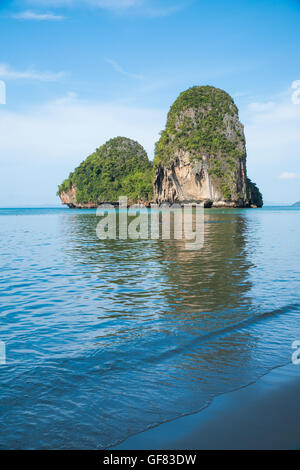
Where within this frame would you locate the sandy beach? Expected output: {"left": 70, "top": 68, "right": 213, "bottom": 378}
{"left": 112, "top": 363, "right": 300, "bottom": 450}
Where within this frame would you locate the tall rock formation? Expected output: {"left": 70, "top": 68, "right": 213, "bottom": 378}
{"left": 153, "top": 86, "right": 263, "bottom": 207}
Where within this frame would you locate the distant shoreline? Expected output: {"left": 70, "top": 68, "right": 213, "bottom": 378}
{"left": 0, "top": 204, "right": 298, "bottom": 210}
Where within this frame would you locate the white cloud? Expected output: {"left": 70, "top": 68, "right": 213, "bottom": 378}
{"left": 240, "top": 86, "right": 300, "bottom": 202}
{"left": 26, "top": 0, "right": 183, "bottom": 16}
{"left": 105, "top": 58, "right": 144, "bottom": 80}
{"left": 27, "top": 0, "right": 142, "bottom": 10}
{"left": 0, "top": 94, "right": 165, "bottom": 204}
{"left": 140, "top": 4, "right": 184, "bottom": 17}
{"left": 13, "top": 10, "right": 65, "bottom": 20}
{"left": 0, "top": 64, "right": 65, "bottom": 81}
{"left": 245, "top": 95, "right": 300, "bottom": 152}
{"left": 248, "top": 101, "right": 275, "bottom": 112}
{"left": 279, "top": 172, "right": 300, "bottom": 180}
{"left": 0, "top": 92, "right": 164, "bottom": 159}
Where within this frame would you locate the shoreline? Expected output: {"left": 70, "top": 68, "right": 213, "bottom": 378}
{"left": 112, "top": 363, "right": 300, "bottom": 450}
{"left": 60, "top": 201, "right": 262, "bottom": 209}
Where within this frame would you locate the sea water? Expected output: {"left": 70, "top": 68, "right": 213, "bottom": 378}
{"left": 0, "top": 206, "right": 299, "bottom": 449}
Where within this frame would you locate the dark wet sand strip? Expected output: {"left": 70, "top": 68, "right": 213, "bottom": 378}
{"left": 113, "top": 363, "right": 300, "bottom": 450}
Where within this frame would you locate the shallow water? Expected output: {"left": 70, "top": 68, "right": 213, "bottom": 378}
{"left": 0, "top": 206, "right": 300, "bottom": 449}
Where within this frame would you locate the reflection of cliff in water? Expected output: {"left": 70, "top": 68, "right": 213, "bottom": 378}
{"left": 57, "top": 209, "right": 273, "bottom": 438}
{"left": 59, "top": 210, "right": 255, "bottom": 330}
{"left": 154, "top": 210, "right": 255, "bottom": 317}
{"left": 151, "top": 210, "right": 260, "bottom": 383}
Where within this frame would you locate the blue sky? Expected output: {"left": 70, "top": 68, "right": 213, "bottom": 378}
{"left": 0, "top": 0, "right": 300, "bottom": 205}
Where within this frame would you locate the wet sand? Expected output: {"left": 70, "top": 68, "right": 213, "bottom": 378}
{"left": 112, "top": 363, "right": 300, "bottom": 450}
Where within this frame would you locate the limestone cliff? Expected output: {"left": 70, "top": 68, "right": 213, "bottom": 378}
{"left": 59, "top": 186, "right": 98, "bottom": 209}
{"left": 153, "top": 86, "right": 263, "bottom": 207}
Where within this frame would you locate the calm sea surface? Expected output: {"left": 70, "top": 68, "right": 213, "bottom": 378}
{"left": 0, "top": 206, "right": 300, "bottom": 449}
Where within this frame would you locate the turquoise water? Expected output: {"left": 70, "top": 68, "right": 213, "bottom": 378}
{"left": 0, "top": 206, "right": 300, "bottom": 449}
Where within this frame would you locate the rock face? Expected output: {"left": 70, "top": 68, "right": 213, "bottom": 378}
{"left": 57, "top": 137, "right": 153, "bottom": 208}
{"left": 59, "top": 186, "right": 98, "bottom": 209}
{"left": 153, "top": 86, "right": 263, "bottom": 207}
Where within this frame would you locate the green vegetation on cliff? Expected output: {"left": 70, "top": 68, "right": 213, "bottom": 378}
{"left": 58, "top": 87, "right": 263, "bottom": 208}
{"left": 154, "top": 86, "right": 245, "bottom": 169}
{"left": 154, "top": 85, "right": 262, "bottom": 205}
{"left": 57, "top": 137, "right": 153, "bottom": 204}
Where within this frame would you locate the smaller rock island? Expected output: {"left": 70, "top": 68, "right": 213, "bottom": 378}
{"left": 57, "top": 137, "right": 153, "bottom": 208}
